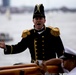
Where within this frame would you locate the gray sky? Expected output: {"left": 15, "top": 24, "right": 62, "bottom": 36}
{"left": 0, "top": 0, "right": 76, "bottom": 9}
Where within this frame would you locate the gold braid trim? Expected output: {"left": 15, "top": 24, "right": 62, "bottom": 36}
{"left": 10, "top": 46, "right": 13, "bottom": 54}
{"left": 34, "top": 39, "right": 37, "bottom": 61}
{"left": 21, "top": 30, "right": 30, "bottom": 38}
{"left": 49, "top": 26, "right": 60, "bottom": 36}
{"left": 35, "top": 4, "right": 41, "bottom": 13}
{"left": 37, "top": 4, "right": 41, "bottom": 12}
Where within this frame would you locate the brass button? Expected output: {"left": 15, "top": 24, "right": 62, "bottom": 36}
{"left": 42, "top": 49, "right": 44, "bottom": 50}
{"left": 35, "top": 48, "right": 37, "bottom": 51}
{"left": 42, "top": 52, "right": 44, "bottom": 54}
{"left": 35, "top": 52, "right": 37, "bottom": 55}
{"left": 36, "top": 56, "right": 38, "bottom": 59}
{"left": 42, "top": 45, "right": 44, "bottom": 46}
{"left": 42, "top": 40, "right": 44, "bottom": 42}
{"left": 42, "top": 36, "right": 44, "bottom": 38}
{"left": 43, "top": 56, "right": 45, "bottom": 58}
{"left": 35, "top": 45, "right": 37, "bottom": 47}
{"left": 35, "top": 40, "right": 37, "bottom": 43}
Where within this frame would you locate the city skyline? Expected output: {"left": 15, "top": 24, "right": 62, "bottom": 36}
{"left": 0, "top": 0, "right": 76, "bottom": 9}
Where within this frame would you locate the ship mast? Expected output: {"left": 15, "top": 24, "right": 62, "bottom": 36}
{"left": 2, "top": 0, "right": 11, "bottom": 20}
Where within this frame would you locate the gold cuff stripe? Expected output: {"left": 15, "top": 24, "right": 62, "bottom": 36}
{"left": 10, "top": 46, "right": 13, "bottom": 54}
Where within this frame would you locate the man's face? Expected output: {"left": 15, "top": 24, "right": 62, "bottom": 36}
{"left": 33, "top": 17, "right": 46, "bottom": 30}
{"left": 63, "top": 59, "right": 75, "bottom": 71}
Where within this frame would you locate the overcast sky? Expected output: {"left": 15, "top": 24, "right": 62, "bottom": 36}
{"left": 0, "top": 0, "right": 76, "bottom": 9}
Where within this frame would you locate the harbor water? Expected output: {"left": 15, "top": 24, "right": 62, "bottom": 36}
{"left": 0, "top": 12, "right": 76, "bottom": 67}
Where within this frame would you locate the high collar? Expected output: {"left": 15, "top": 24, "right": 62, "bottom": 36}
{"left": 34, "top": 25, "right": 46, "bottom": 32}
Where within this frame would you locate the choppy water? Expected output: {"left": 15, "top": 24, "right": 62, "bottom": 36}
{"left": 0, "top": 12, "right": 76, "bottom": 66}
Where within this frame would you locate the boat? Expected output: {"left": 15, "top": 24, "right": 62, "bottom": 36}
{"left": 5, "top": 8, "right": 11, "bottom": 20}
{"left": 0, "top": 33, "right": 13, "bottom": 42}
{"left": 0, "top": 63, "right": 63, "bottom": 75}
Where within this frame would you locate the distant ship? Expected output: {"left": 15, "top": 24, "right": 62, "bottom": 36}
{"left": 0, "top": 33, "right": 13, "bottom": 42}
{"left": 5, "top": 8, "right": 11, "bottom": 20}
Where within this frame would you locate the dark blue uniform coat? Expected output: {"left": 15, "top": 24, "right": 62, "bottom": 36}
{"left": 4, "top": 26, "right": 64, "bottom": 61}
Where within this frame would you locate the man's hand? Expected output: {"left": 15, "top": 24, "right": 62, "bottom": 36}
{"left": 35, "top": 61, "right": 47, "bottom": 75}
{"left": 40, "top": 62, "right": 47, "bottom": 73}
{"left": 0, "top": 41, "right": 6, "bottom": 49}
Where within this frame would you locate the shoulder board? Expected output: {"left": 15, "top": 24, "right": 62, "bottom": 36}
{"left": 51, "top": 27, "right": 60, "bottom": 36}
{"left": 48, "top": 26, "right": 60, "bottom": 36}
{"left": 21, "top": 30, "right": 30, "bottom": 38}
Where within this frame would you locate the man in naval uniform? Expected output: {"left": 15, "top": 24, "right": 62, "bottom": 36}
{"left": 0, "top": 4, "right": 64, "bottom": 64}
{"left": 41, "top": 47, "right": 76, "bottom": 75}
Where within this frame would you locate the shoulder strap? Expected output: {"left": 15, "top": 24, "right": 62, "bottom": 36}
{"left": 48, "top": 26, "right": 60, "bottom": 36}
{"left": 21, "top": 30, "right": 30, "bottom": 38}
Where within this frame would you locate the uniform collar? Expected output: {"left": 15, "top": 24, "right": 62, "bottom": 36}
{"left": 34, "top": 25, "right": 46, "bottom": 33}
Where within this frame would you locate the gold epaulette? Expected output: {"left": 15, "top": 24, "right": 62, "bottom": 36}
{"left": 21, "top": 30, "right": 30, "bottom": 38}
{"left": 49, "top": 26, "right": 60, "bottom": 36}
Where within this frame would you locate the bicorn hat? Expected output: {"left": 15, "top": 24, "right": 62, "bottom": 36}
{"left": 33, "top": 4, "right": 45, "bottom": 18}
